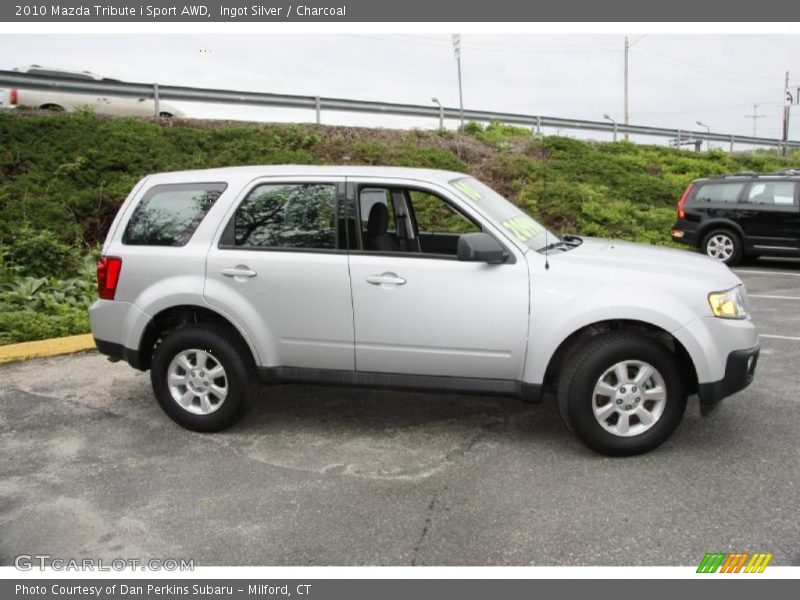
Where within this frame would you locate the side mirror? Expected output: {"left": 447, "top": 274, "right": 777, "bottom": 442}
{"left": 457, "top": 233, "right": 508, "bottom": 264}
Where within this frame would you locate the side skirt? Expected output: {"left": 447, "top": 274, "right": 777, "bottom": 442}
{"left": 257, "top": 366, "right": 543, "bottom": 403}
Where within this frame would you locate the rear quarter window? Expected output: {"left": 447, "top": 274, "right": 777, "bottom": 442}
{"left": 692, "top": 182, "right": 744, "bottom": 204}
{"left": 122, "top": 182, "right": 227, "bottom": 246}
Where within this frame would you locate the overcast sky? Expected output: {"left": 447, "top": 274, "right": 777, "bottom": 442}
{"left": 1, "top": 33, "right": 799, "bottom": 144}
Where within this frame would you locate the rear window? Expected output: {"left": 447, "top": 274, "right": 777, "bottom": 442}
{"left": 692, "top": 182, "right": 744, "bottom": 204}
{"left": 122, "top": 182, "right": 226, "bottom": 246}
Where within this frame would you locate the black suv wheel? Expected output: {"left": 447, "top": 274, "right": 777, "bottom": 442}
{"left": 702, "top": 229, "right": 742, "bottom": 266}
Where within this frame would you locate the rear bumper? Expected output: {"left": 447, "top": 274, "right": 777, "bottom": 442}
{"left": 697, "top": 346, "right": 759, "bottom": 415}
{"left": 671, "top": 220, "right": 700, "bottom": 247}
{"left": 94, "top": 337, "right": 146, "bottom": 370}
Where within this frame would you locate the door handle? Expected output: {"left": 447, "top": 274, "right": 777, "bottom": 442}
{"left": 366, "top": 272, "right": 406, "bottom": 286}
{"left": 221, "top": 266, "right": 257, "bottom": 279}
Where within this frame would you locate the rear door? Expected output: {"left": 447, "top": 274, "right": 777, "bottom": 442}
{"left": 204, "top": 176, "right": 355, "bottom": 370}
{"left": 738, "top": 180, "right": 800, "bottom": 251}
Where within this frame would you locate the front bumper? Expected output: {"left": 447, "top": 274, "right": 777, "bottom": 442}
{"left": 697, "top": 345, "right": 759, "bottom": 415}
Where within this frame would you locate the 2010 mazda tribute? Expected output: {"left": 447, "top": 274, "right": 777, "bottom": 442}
{"left": 90, "top": 166, "right": 759, "bottom": 456}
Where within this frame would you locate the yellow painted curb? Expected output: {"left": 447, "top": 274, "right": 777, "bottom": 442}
{"left": 0, "top": 333, "right": 96, "bottom": 364}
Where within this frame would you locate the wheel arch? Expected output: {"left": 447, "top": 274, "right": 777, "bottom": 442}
{"left": 696, "top": 219, "right": 745, "bottom": 249}
{"left": 135, "top": 304, "right": 259, "bottom": 371}
{"left": 541, "top": 319, "right": 699, "bottom": 398}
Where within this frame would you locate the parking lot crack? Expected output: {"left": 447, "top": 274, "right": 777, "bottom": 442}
{"left": 410, "top": 489, "right": 443, "bottom": 566}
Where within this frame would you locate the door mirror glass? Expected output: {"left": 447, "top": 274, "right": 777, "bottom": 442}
{"left": 457, "top": 233, "right": 508, "bottom": 264}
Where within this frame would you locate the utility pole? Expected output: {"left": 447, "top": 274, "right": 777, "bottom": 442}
{"left": 744, "top": 103, "right": 766, "bottom": 137}
{"left": 624, "top": 35, "right": 629, "bottom": 141}
{"left": 453, "top": 34, "right": 464, "bottom": 130}
{"left": 782, "top": 70, "right": 790, "bottom": 156}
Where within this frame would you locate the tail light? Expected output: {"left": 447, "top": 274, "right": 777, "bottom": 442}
{"left": 10, "top": 88, "right": 17, "bottom": 105}
{"left": 677, "top": 183, "right": 694, "bottom": 219}
{"left": 97, "top": 256, "right": 122, "bottom": 300}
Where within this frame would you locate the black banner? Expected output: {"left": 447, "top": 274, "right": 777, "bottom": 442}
{"left": 3, "top": 579, "right": 799, "bottom": 600}
{"left": 3, "top": 0, "right": 800, "bottom": 22}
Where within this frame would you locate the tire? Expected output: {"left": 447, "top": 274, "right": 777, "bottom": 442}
{"left": 557, "top": 331, "right": 687, "bottom": 456}
{"left": 702, "top": 228, "right": 742, "bottom": 266}
{"left": 40, "top": 104, "right": 65, "bottom": 112}
{"left": 159, "top": 112, "right": 174, "bottom": 118}
{"left": 150, "top": 323, "right": 258, "bottom": 432}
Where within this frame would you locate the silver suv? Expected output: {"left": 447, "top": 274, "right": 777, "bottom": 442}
{"left": 90, "top": 166, "right": 759, "bottom": 456}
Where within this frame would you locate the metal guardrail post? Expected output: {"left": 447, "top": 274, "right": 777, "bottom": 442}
{"left": 153, "top": 83, "right": 160, "bottom": 117}
{"left": 730, "top": 135, "right": 735, "bottom": 153}
{"left": 315, "top": 96, "right": 321, "bottom": 125}
{"left": 536, "top": 115, "right": 542, "bottom": 135}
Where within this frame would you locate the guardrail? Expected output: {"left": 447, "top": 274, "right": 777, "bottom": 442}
{"left": 1, "top": 70, "right": 798, "bottom": 150}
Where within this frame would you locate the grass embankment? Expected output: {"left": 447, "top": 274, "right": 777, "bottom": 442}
{"left": 1, "top": 111, "right": 797, "bottom": 344}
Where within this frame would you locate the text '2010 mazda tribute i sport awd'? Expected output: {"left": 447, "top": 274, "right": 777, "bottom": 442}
{"left": 90, "top": 166, "right": 759, "bottom": 456}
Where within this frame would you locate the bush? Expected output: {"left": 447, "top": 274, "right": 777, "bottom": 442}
{"left": 0, "top": 256, "right": 96, "bottom": 344}
{"left": 3, "top": 224, "right": 81, "bottom": 278}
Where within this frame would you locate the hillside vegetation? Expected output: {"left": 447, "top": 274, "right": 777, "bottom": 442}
{"left": 1, "top": 110, "right": 798, "bottom": 344}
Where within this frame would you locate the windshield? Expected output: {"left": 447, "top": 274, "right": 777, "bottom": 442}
{"left": 449, "top": 177, "right": 557, "bottom": 251}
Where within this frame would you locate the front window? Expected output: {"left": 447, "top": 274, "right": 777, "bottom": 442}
{"left": 449, "top": 177, "right": 557, "bottom": 251}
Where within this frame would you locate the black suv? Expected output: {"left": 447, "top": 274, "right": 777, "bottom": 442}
{"left": 671, "top": 169, "right": 800, "bottom": 265}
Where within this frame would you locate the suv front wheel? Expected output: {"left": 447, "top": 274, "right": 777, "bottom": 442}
{"left": 702, "top": 229, "right": 742, "bottom": 266}
{"left": 150, "top": 324, "right": 258, "bottom": 432}
{"left": 557, "top": 331, "right": 687, "bottom": 456}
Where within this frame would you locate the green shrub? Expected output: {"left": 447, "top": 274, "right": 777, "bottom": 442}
{"left": 3, "top": 224, "right": 81, "bottom": 278}
{"left": 0, "top": 308, "right": 89, "bottom": 344}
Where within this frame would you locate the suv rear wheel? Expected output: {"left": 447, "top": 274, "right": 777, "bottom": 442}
{"left": 702, "top": 229, "right": 742, "bottom": 266}
{"left": 557, "top": 331, "right": 687, "bottom": 456}
{"left": 150, "top": 324, "right": 257, "bottom": 432}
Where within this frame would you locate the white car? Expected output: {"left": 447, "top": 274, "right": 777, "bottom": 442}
{"left": 7, "top": 65, "right": 184, "bottom": 117}
{"left": 89, "top": 166, "right": 759, "bottom": 456}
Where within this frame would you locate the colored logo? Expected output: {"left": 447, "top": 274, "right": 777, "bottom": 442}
{"left": 697, "top": 552, "right": 773, "bottom": 573}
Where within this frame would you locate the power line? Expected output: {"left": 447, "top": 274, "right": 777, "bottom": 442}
{"left": 632, "top": 48, "right": 778, "bottom": 86}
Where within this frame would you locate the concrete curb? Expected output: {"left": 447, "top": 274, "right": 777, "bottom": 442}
{"left": 0, "top": 333, "right": 96, "bottom": 364}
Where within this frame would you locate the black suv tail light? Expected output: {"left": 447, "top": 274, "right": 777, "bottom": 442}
{"left": 677, "top": 183, "right": 694, "bottom": 219}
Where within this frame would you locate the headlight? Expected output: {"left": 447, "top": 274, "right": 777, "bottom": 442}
{"left": 708, "top": 286, "right": 748, "bottom": 319}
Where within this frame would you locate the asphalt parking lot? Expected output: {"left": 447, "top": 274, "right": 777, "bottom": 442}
{"left": 1, "top": 259, "right": 799, "bottom": 567}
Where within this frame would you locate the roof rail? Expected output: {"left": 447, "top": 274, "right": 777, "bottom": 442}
{"left": 708, "top": 172, "right": 759, "bottom": 179}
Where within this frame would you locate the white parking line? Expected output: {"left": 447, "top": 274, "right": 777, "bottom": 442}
{"left": 734, "top": 269, "right": 800, "bottom": 278}
{"left": 749, "top": 294, "right": 800, "bottom": 300}
{"left": 759, "top": 334, "right": 800, "bottom": 341}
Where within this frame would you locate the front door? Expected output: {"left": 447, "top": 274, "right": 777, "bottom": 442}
{"left": 346, "top": 179, "right": 530, "bottom": 381}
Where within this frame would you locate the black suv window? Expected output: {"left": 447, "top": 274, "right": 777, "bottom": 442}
{"left": 693, "top": 182, "right": 744, "bottom": 203}
{"left": 744, "top": 181, "right": 797, "bottom": 206}
{"left": 232, "top": 183, "right": 336, "bottom": 250}
{"left": 123, "top": 183, "right": 226, "bottom": 246}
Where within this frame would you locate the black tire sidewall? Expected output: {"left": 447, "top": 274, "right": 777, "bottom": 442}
{"left": 561, "top": 335, "right": 686, "bottom": 456}
{"left": 702, "top": 229, "right": 742, "bottom": 266}
{"left": 150, "top": 325, "right": 254, "bottom": 432}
